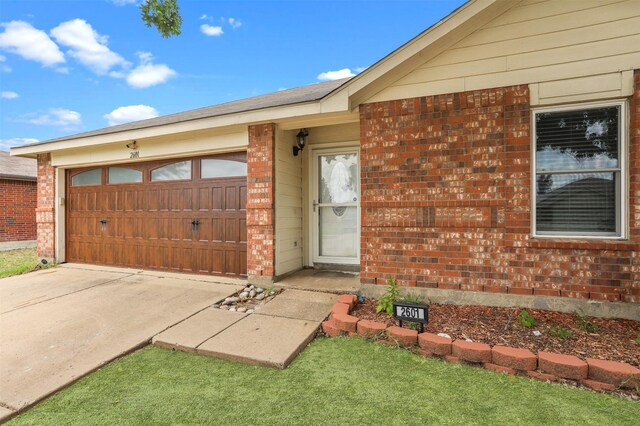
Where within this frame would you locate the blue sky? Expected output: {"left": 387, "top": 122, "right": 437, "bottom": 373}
{"left": 0, "top": 0, "right": 466, "bottom": 151}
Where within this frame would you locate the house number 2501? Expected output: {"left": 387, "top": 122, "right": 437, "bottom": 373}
{"left": 130, "top": 150, "right": 140, "bottom": 159}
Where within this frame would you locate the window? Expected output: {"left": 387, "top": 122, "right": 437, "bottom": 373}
{"left": 533, "top": 102, "right": 625, "bottom": 237}
{"left": 150, "top": 161, "right": 191, "bottom": 181}
{"left": 71, "top": 169, "right": 101, "bottom": 186}
{"left": 201, "top": 159, "right": 247, "bottom": 179}
{"left": 108, "top": 167, "right": 142, "bottom": 184}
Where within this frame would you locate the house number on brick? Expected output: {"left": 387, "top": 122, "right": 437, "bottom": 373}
{"left": 393, "top": 302, "right": 429, "bottom": 332}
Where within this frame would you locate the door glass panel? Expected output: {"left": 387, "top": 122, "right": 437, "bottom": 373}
{"left": 151, "top": 161, "right": 191, "bottom": 181}
{"left": 201, "top": 159, "right": 247, "bottom": 178}
{"left": 318, "top": 153, "right": 358, "bottom": 204}
{"left": 71, "top": 169, "right": 101, "bottom": 186}
{"left": 319, "top": 206, "right": 357, "bottom": 258}
{"left": 108, "top": 167, "right": 142, "bottom": 184}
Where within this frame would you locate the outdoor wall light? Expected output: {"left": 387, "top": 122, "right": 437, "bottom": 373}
{"left": 293, "top": 129, "right": 308, "bottom": 156}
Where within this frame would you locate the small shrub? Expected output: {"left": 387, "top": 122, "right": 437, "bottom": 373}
{"left": 376, "top": 277, "right": 400, "bottom": 316}
{"left": 576, "top": 309, "right": 598, "bottom": 333}
{"left": 402, "top": 293, "right": 424, "bottom": 304}
{"left": 547, "top": 326, "right": 573, "bottom": 339}
{"left": 518, "top": 310, "right": 537, "bottom": 328}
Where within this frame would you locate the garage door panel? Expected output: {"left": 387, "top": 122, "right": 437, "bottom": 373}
{"left": 67, "top": 154, "right": 247, "bottom": 277}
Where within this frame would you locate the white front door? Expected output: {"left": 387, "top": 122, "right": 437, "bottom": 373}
{"left": 311, "top": 148, "right": 360, "bottom": 265}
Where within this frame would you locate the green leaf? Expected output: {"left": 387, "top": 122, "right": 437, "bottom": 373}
{"left": 140, "top": 0, "right": 182, "bottom": 38}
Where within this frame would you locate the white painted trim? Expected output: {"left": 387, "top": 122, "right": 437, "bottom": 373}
{"left": 309, "top": 145, "right": 361, "bottom": 266}
{"left": 54, "top": 167, "right": 66, "bottom": 262}
{"left": 530, "top": 99, "right": 627, "bottom": 239}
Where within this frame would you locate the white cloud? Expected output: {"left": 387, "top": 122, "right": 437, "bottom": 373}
{"left": 50, "top": 19, "right": 128, "bottom": 75}
{"left": 317, "top": 68, "right": 356, "bottom": 81}
{"left": 0, "top": 21, "right": 65, "bottom": 67}
{"left": 0, "top": 137, "right": 39, "bottom": 151}
{"left": 0, "top": 54, "right": 10, "bottom": 72}
{"left": 200, "top": 14, "right": 209, "bottom": 20}
{"left": 104, "top": 104, "right": 159, "bottom": 126}
{"left": 228, "top": 18, "right": 242, "bottom": 29}
{"left": 200, "top": 24, "right": 223, "bottom": 37}
{"left": 1, "top": 91, "right": 18, "bottom": 99}
{"left": 23, "top": 107, "right": 82, "bottom": 129}
{"left": 110, "top": 0, "right": 137, "bottom": 5}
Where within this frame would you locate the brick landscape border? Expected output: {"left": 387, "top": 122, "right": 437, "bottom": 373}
{"left": 323, "top": 295, "right": 639, "bottom": 392}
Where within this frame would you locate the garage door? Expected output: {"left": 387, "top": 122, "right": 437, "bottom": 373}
{"left": 66, "top": 153, "right": 247, "bottom": 277}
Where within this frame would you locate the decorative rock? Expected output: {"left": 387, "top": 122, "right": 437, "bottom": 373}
{"left": 246, "top": 309, "right": 254, "bottom": 314}
{"left": 256, "top": 288, "right": 264, "bottom": 294}
{"left": 452, "top": 340, "right": 492, "bottom": 363}
{"left": 249, "top": 285, "right": 255, "bottom": 290}
{"left": 237, "top": 307, "right": 247, "bottom": 313}
{"left": 229, "top": 307, "right": 237, "bottom": 312}
{"left": 249, "top": 290, "right": 256, "bottom": 298}
{"left": 387, "top": 326, "right": 418, "bottom": 347}
{"left": 418, "top": 333, "right": 452, "bottom": 356}
{"left": 492, "top": 346, "right": 537, "bottom": 371}
{"left": 219, "top": 305, "right": 230, "bottom": 310}
{"left": 356, "top": 320, "right": 387, "bottom": 337}
{"left": 586, "top": 358, "right": 639, "bottom": 389}
{"left": 526, "top": 370, "right": 557, "bottom": 382}
{"left": 580, "top": 379, "right": 616, "bottom": 392}
{"left": 212, "top": 304, "right": 220, "bottom": 309}
{"left": 224, "top": 297, "right": 239, "bottom": 305}
{"left": 533, "top": 330, "right": 542, "bottom": 337}
{"left": 256, "top": 293, "right": 266, "bottom": 300}
{"left": 437, "top": 333, "right": 452, "bottom": 339}
{"left": 538, "top": 352, "right": 588, "bottom": 380}
{"left": 240, "top": 291, "right": 249, "bottom": 299}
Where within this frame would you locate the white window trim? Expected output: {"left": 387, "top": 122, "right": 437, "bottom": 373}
{"left": 531, "top": 100, "right": 627, "bottom": 240}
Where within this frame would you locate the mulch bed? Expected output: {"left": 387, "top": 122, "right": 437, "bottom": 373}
{"left": 351, "top": 299, "right": 640, "bottom": 367}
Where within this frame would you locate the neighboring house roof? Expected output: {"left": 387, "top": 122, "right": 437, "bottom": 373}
{"left": 0, "top": 151, "right": 37, "bottom": 180}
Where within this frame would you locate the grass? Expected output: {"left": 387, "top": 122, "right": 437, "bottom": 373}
{"left": 10, "top": 338, "right": 639, "bottom": 425}
{"left": 0, "top": 248, "right": 40, "bottom": 278}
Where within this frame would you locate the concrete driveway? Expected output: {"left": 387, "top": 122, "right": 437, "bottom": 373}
{"left": 0, "top": 263, "right": 244, "bottom": 420}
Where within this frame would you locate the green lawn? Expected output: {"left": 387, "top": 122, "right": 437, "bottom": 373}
{"left": 10, "top": 338, "right": 638, "bottom": 425}
{"left": 0, "top": 248, "right": 40, "bottom": 278}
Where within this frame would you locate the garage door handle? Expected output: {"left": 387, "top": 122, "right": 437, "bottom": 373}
{"left": 191, "top": 219, "right": 200, "bottom": 231}
{"left": 100, "top": 218, "right": 107, "bottom": 232}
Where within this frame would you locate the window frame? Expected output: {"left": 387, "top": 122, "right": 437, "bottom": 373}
{"left": 70, "top": 168, "right": 103, "bottom": 187}
{"left": 149, "top": 160, "right": 193, "bottom": 183}
{"left": 531, "top": 100, "right": 627, "bottom": 239}
{"left": 107, "top": 166, "right": 144, "bottom": 185}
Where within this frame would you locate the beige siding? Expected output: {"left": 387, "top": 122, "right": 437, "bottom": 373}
{"left": 369, "top": 0, "right": 640, "bottom": 105}
{"left": 275, "top": 129, "right": 304, "bottom": 276}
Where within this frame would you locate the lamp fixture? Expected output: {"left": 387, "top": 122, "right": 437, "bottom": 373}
{"left": 293, "top": 129, "right": 308, "bottom": 156}
{"left": 126, "top": 140, "right": 138, "bottom": 150}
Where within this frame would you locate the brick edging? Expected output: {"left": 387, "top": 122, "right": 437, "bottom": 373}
{"left": 322, "top": 296, "right": 639, "bottom": 391}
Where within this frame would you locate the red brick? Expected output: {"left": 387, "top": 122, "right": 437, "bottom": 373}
{"left": 322, "top": 320, "right": 341, "bottom": 337}
{"left": 492, "top": 346, "right": 537, "bottom": 371}
{"left": 356, "top": 319, "right": 387, "bottom": 337}
{"left": 36, "top": 154, "right": 55, "bottom": 259}
{"left": 452, "top": 340, "right": 492, "bottom": 364}
{"left": 337, "top": 294, "right": 357, "bottom": 310}
{"left": 538, "top": 352, "right": 588, "bottom": 380}
{"left": 414, "top": 348, "right": 433, "bottom": 358}
{"left": 526, "top": 371, "right": 557, "bottom": 382}
{"left": 587, "top": 358, "right": 640, "bottom": 389}
{"left": 418, "top": 332, "right": 452, "bottom": 356}
{"left": 580, "top": 379, "right": 616, "bottom": 392}
{"left": 331, "top": 313, "right": 359, "bottom": 333}
{"left": 387, "top": 326, "right": 418, "bottom": 347}
{"left": 331, "top": 303, "right": 350, "bottom": 316}
{"left": 484, "top": 363, "right": 516, "bottom": 375}
{"left": 0, "top": 179, "right": 36, "bottom": 242}
{"left": 444, "top": 355, "right": 460, "bottom": 364}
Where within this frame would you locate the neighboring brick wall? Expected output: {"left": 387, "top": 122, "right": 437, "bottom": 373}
{"left": 359, "top": 78, "right": 639, "bottom": 303}
{"left": 0, "top": 178, "right": 37, "bottom": 242}
{"left": 36, "top": 153, "right": 55, "bottom": 260}
{"left": 247, "top": 123, "right": 276, "bottom": 280}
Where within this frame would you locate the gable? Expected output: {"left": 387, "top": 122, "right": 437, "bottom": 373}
{"left": 365, "top": 0, "right": 640, "bottom": 106}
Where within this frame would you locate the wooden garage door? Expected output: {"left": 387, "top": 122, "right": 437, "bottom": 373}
{"left": 66, "top": 153, "right": 247, "bottom": 277}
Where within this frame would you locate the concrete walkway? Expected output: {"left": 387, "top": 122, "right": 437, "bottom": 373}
{"left": 153, "top": 289, "right": 337, "bottom": 368}
{"left": 0, "top": 264, "right": 245, "bottom": 422}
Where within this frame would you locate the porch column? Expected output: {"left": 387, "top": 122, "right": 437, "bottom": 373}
{"left": 247, "top": 123, "right": 276, "bottom": 284}
{"left": 36, "top": 153, "right": 55, "bottom": 261}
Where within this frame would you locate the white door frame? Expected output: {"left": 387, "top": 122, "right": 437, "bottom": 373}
{"left": 308, "top": 145, "right": 360, "bottom": 265}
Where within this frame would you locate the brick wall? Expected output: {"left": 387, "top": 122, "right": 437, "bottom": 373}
{"left": 247, "top": 123, "right": 276, "bottom": 280}
{"left": 359, "top": 76, "right": 639, "bottom": 303}
{"left": 36, "top": 153, "right": 55, "bottom": 259}
{"left": 0, "top": 178, "right": 37, "bottom": 242}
